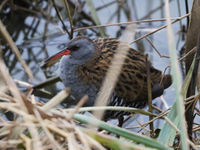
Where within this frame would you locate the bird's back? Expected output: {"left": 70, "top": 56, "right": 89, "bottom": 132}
{"left": 79, "top": 38, "right": 171, "bottom": 102}
{"left": 77, "top": 37, "right": 171, "bottom": 106}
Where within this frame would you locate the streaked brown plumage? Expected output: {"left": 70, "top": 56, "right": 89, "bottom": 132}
{"left": 77, "top": 37, "right": 171, "bottom": 102}
{"left": 43, "top": 37, "right": 172, "bottom": 120}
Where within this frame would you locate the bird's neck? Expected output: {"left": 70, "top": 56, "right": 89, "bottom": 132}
{"left": 59, "top": 55, "right": 99, "bottom": 106}
{"left": 59, "top": 56, "right": 80, "bottom": 84}
{"left": 60, "top": 54, "right": 99, "bottom": 84}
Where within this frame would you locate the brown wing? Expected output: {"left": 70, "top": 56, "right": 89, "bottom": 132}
{"left": 77, "top": 38, "right": 163, "bottom": 102}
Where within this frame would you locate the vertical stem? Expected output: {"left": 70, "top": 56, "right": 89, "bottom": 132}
{"left": 165, "top": 0, "right": 189, "bottom": 149}
{"left": 185, "top": 0, "right": 189, "bottom": 29}
{"left": 146, "top": 55, "right": 154, "bottom": 136}
{"left": 63, "top": 0, "right": 74, "bottom": 39}
{"left": 52, "top": 0, "right": 70, "bottom": 36}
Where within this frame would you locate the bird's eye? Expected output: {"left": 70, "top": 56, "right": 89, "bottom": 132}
{"left": 70, "top": 45, "right": 80, "bottom": 51}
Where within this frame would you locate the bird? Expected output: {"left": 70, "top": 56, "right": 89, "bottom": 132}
{"left": 42, "top": 36, "right": 172, "bottom": 121}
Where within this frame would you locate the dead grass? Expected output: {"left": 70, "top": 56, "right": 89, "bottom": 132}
{"left": 0, "top": 0, "right": 200, "bottom": 149}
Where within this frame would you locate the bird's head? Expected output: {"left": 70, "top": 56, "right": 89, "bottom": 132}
{"left": 41, "top": 37, "right": 97, "bottom": 68}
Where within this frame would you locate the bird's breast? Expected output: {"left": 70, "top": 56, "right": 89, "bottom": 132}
{"left": 59, "top": 56, "right": 99, "bottom": 106}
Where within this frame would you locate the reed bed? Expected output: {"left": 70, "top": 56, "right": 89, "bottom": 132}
{"left": 0, "top": 0, "right": 200, "bottom": 149}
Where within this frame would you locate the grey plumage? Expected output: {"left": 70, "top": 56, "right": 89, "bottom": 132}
{"left": 44, "top": 36, "right": 172, "bottom": 120}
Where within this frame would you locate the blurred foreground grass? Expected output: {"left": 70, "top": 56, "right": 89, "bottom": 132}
{"left": 0, "top": 0, "right": 200, "bottom": 150}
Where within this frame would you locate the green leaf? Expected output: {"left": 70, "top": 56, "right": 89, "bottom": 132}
{"left": 85, "top": 0, "right": 106, "bottom": 36}
{"left": 157, "top": 49, "right": 195, "bottom": 146}
{"left": 82, "top": 128, "right": 156, "bottom": 150}
{"left": 63, "top": 106, "right": 156, "bottom": 117}
{"left": 158, "top": 57, "right": 195, "bottom": 146}
{"left": 181, "top": 57, "right": 195, "bottom": 98}
{"left": 73, "top": 114, "right": 171, "bottom": 150}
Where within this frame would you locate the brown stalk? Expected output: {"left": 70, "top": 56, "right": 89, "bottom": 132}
{"left": 126, "top": 111, "right": 168, "bottom": 129}
{"left": 130, "top": 13, "right": 190, "bottom": 44}
{"left": 145, "top": 37, "right": 170, "bottom": 58}
{"left": 33, "top": 108, "right": 63, "bottom": 150}
{"left": 185, "top": 0, "right": 200, "bottom": 142}
{"left": 67, "top": 95, "right": 88, "bottom": 120}
{"left": 63, "top": 0, "right": 74, "bottom": 39}
{"left": 0, "top": 50, "right": 28, "bottom": 113}
{"left": 52, "top": 0, "right": 71, "bottom": 36}
{"left": 145, "top": 55, "right": 154, "bottom": 137}
{"left": 74, "top": 17, "right": 183, "bottom": 32}
{"left": 0, "top": 20, "right": 33, "bottom": 80}
{"left": 93, "top": 42, "right": 130, "bottom": 120}
{"left": 41, "top": 88, "right": 70, "bottom": 112}
{"left": 0, "top": 0, "right": 8, "bottom": 11}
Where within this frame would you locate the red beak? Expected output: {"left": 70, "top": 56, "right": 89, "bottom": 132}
{"left": 41, "top": 49, "right": 71, "bottom": 68}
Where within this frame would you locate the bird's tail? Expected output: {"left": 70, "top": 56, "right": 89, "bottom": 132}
{"left": 161, "top": 74, "right": 172, "bottom": 89}
{"left": 151, "top": 74, "right": 172, "bottom": 99}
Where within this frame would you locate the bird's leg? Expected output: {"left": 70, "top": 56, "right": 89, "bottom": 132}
{"left": 117, "top": 116, "right": 124, "bottom": 128}
{"left": 98, "top": 119, "right": 107, "bottom": 132}
{"left": 116, "top": 116, "right": 124, "bottom": 138}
